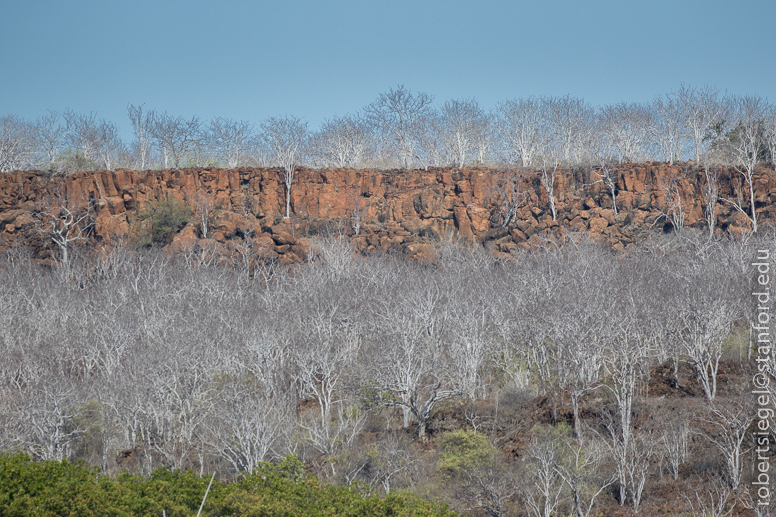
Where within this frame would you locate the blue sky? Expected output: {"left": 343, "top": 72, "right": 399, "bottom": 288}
{"left": 1, "top": 0, "right": 774, "bottom": 138}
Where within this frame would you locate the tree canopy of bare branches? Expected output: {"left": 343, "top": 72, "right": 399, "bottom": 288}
{"left": 149, "top": 112, "right": 203, "bottom": 169}
{"left": 0, "top": 114, "right": 36, "bottom": 172}
{"left": 260, "top": 115, "right": 308, "bottom": 218}
{"left": 364, "top": 85, "right": 434, "bottom": 169}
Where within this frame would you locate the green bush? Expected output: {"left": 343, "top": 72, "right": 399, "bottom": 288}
{"left": 132, "top": 195, "right": 191, "bottom": 247}
{"left": 0, "top": 453, "right": 456, "bottom": 517}
{"left": 437, "top": 429, "right": 498, "bottom": 480}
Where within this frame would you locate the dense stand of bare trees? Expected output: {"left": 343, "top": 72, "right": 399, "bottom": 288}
{"left": 2, "top": 85, "right": 775, "bottom": 176}
{"left": 0, "top": 231, "right": 771, "bottom": 514}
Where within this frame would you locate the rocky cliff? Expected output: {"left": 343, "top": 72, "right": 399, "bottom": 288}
{"left": 1, "top": 163, "right": 775, "bottom": 262}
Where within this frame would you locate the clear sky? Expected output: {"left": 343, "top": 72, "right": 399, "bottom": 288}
{"left": 1, "top": 0, "right": 774, "bottom": 137}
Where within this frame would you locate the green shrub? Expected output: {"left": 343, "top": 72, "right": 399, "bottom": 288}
{"left": 437, "top": 429, "right": 497, "bottom": 480}
{"left": 0, "top": 453, "right": 121, "bottom": 517}
{"left": 132, "top": 195, "right": 191, "bottom": 246}
{"left": 0, "top": 453, "right": 456, "bottom": 517}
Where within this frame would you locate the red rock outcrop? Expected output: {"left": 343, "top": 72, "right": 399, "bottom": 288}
{"left": 1, "top": 163, "right": 774, "bottom": 262}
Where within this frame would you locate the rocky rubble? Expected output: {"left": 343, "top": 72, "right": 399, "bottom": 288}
{"left": 1, "top": 163, "right": 774, "bottom": 262}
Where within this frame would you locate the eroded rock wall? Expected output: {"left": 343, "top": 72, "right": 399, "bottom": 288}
{"left": 1, "top": 163, "right": 775, "bottom": 262}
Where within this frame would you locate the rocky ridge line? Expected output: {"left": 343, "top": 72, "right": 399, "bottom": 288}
{"left": 1, "top": 164, "right": 774, "bottom": 262}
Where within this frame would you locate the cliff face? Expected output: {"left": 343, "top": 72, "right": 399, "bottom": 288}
{"left": 1, "top": 163, "right": 775, "bottom": 262}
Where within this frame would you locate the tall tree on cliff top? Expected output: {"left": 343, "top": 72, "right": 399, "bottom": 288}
{"left": 676, "top": 84, "right": 725, "bottom": 163}
{"left": 718, "top": 94, "right": 770, "bottom": 233}
{"left": 439, "top": 98, "right": 489, "bottom": 168}
{"left": 311, "top": 112, "right": 372, "bottom": 168}
{"left": 127, "top": 104, "right": 155, "bottom": 170}
{"left": 650, "top": 91, "right": 688, "bottom": 165}
{"left": 364, "top": 85, "right": 434, "bottom": 169}
{"left": 62, "top": 110, "right": 102, "bottom": 170}
{"left": 0, "top": 114, "right": 35, "bottom": 172}
{"left": 62, "top": 110, "right": 126, "bottom": 170}
{"left": 596, "top": 102, "right": 653, "bottom": 164}
{"left": 208, "top": 117, "right": 255, "bottom": 168}
{"left": 261, "top": 116, "right": 308, "bottom": 219}
{"left": 495, "top": 97, "right": 545, "bottom": 167}
{"left": 35, "top": 111, "right": 68, "bottom": 170}
{"left": 543, "top": 95, "right": 595, "bottom": 165}
{"left": 149, "top": 112, "right": 203, "bottom": 169}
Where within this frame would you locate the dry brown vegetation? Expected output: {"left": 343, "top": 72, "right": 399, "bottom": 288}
{"left": 0, "top": 229, "right": 773, "bottom": 516}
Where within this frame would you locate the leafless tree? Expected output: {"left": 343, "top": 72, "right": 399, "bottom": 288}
{"left": 364, "top": 85, "right": 434, "bottom": 169}
{"left": 601, "top": 308, "right": 655, "bottom": 507}
{"left": 280, "top": 268, "right": 367, "bottom": 467}
{"left": 150, "top": 112, "right": 203, "bottom": 168}
{"left": 765, "top": 104, "right": 776, "bottom": 166}
{"left": 365, "top": 431, "right": 420, "bottom": 494}
{"left": 446, "top": 292, "right": 493, "bottom": 400}
{"left": 589, "top": 157, "right": 619, "bottom": 215}
{"left": 510, "top": 249, "right": 569, "bottom": 400}
{"left": 189, "top": 191, "right": 217, "bottom": 239}
{"left": 718, "top": 94, "right": 769, "bottom": 232}
{"left": 63, "top": 109, "right": 101, "bottom": 168}
{"left": 659, "top": 412, "right": 689, "bottom": 481}
{"left": 518, "top": 425, "right": 568, "bottom": 517}
{"left": 472, "top": 110, "right": 495, "bottom": 165}
{"left": 654, "top": 169, "right": 686, "bottom": 233}
{"left": 303, "top": 402, "right": 366, "bottom": 475}
{"left": 455, "top": 457, "right": 517, "bottom": 517}
{"left": 496, "top": 97, "right": 545, "bottom": 167}
{"left": 489, "top": 297, "right": 532, "bottom": 392}
{"left": 35, "top": 110, "right": 68, "bottom": 168}
{"left": 491, "top": 168, "right": 529, "bottom": 227}
{"left": 127, "top": 104, "right": 155, "bottom": 170}
{"left": 740, "top": 484, "right": 776, "bottom": 517}
{"left": 261, "top": 115, "right": 308, "bottom": 218}
{"left": 677, "top": 84, "right": 726, "bottom": 163}
{"left": 94, "top": 119, "right": 125, "bottom": 170}
{"left": 307, "top": 237, "right": 359, "bottom": 280}
{"left": 702, "top": 161, "right": 720, "bottom": 237}
{"left": 313, "top": 113, "right": 372, "bottom": 168}
{"left": 675, "top": 263, "right": 739, "bottom": 400}
{"left": 697, "top": 397, "right": 755, "bottom": 490}
{"left": 347, "top": 189, "right": 367, "bottom": 236}
{"left": 144, "top": 351, "right": 216, "bottom": 472}
{"left": 60, "top": 111, "right": 126, "bottom": 171}
{"left": 439, "top": 98, "right": 489, "bottom": 168}
{"left": 604, "top": 418, "right": 659, "bottom": 514}
{"left": 554, "top": 313, "right": 604, "bottom": 444}
{"left": 368, "top": 276, "right": 464, "bottom": 441}
{"left": 630, "top": 430, "right": 660, "bottom": 514}
{"left": 204, "top": 374, "right": 292, "bottom": 473}
{"left": 208, "top": 117, "right": 254, "bottom": 168}
{"left": 684, "top": 471, "right": 736, "bottom": 517}
{"left": 241, "top": 323, "right": 293, "bottom": 403}
{"left": 540, "top": 152, "right": 560, "bottom": 221}
{"left": 85, "top": 301, "right": 139, "bottom": 379}
{"left": 244, "top": 135, "right": 272, "bottom": 167}
{"left": 292, "top": 291, "right": 361, "bottom": 443}
{"left": 414, "top": 109, "right": 446, "bottom": 170}
{"left": 13, "top": 379, "right": 83, "bottom": 462}
{"left": 33, "top": 193, "right": 94, "bottom": 270}
{"left": 543, "top": 95, "right": 594, "bottom": 164}
{"left": 0, "top": 114, "right": 36, "bottom": 172}
{"left": 650, "top": 91, "right": 688, "bottom": 164}
{"left": 556, "top": 436, "right": 616, "bottom": 517}
{"left": 596, "top": 102, "right": 653, "bottom": 163}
